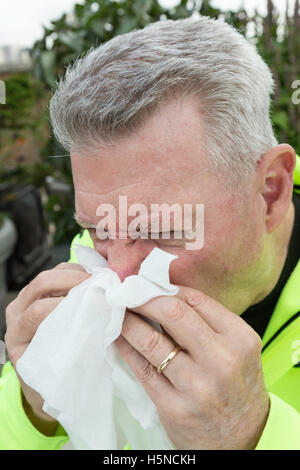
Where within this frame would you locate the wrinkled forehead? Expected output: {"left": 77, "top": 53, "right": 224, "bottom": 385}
{"left": 70, "top": 147, "right": 215, "bottom": 217}
{"left": 71, "top": 151, "right": 169, "bottom": 193}
{"left": 71, "top": 153, "right": 201, "bottom": 224}
{"left": 70, "top": 93, "right": 212, "bottom": 195}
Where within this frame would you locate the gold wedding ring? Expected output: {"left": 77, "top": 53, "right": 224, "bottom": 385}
{"left": 157, "top": 346, "right": 182, "bottom": 374}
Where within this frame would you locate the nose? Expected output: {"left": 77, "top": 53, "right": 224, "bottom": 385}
{"left": 97, "top": 238, "right": 158, "bottom": 282}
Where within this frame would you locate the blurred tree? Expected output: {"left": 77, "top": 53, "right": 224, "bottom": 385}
{"left": 254, "top": 0, "right": 300, "bottom": 149}
{"left": 31, "top": 0, "right": 219, "bottom": 88}
{"left": 0, "top": 74, "right": 34, "bottom": 129}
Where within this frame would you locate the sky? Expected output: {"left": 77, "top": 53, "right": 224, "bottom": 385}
{"left": 0, "top": 0, "right": 295, "bottom": 48}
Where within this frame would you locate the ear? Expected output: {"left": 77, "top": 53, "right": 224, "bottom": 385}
{"left": 257, "top": 144, "right": 296, "bottom": 233}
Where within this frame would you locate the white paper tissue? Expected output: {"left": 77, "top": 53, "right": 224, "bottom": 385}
{"left": 16, "top": 245, "right": 179, "bottom": 450}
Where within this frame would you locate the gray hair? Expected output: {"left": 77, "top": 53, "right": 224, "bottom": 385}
{"left": 50, "top": 15, "right": 278, "bottom": 183}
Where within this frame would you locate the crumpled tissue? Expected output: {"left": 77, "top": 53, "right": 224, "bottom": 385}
{"left": 16, "top": 245, "right": 179, "bottom": 450}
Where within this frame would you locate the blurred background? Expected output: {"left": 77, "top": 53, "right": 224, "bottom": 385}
{"left": 0, "top": 0, "right": 299, "bottom": 342}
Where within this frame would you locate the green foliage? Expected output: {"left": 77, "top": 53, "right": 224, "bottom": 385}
{"left": 0, "top": 73, "right": 44, "bottom": 129}
{"left": 253, "top": 0, "right": 300, "bottom": 153}
{"left": 45, "top": 193, "right": 77, "bottom": 244}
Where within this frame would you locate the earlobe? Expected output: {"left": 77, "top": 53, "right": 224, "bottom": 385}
{"left": 260, "top": 144, "right": 296, "bottom": 233}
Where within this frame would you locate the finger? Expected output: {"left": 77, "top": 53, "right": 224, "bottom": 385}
{"left": 8, "top": 269, "right": 90, "bottom": 315}
{"left": 14, "top": 297, "right": 63, "bottom": 343}
{"left": 121, "top": 310, "right": 193, "bottom": 389}
{"left": 174, "top": 285, "right": 242, "bottom": 334}
{"left": 53, "top": 262, "right": 87, "bottom": 272}
{"left": 129, "top": 295, "right": 217, "bottom": 358}
{"left": 115, "top": 334, "right": 178, "bottom": 410}
{"left": 175, "top": 285, "right": 253, "bottom": 337}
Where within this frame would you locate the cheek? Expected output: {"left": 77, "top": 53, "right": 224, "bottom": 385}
{"left": 167, "top": 251, "right": 206, "bottom": 287}
{"left": 166, "top": 226, "right": 246, "bottom": 290}
{"left": 165, "top": 199, "right": 262, "bottom": 290}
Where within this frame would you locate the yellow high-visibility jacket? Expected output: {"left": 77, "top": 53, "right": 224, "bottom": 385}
{"left": 0, "top": 157, "right": 299, "bottom": 450}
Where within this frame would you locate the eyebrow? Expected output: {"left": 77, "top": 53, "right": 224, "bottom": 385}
{"left": 73, "top": 212, "right": 97, "bottom": 229}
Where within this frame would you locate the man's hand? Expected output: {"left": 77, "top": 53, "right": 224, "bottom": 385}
{"left": 115, "top": 286, "right": 270, "bottom": 450}
{"left": 4, "top": 262, "right": 90, "bottom": 434}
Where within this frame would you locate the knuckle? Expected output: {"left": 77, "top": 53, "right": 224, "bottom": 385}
{"left": 217, "top": 345, "right": 241, "bottom": 378}
{"left": 30, "top": 271, "right": 49, "bottom": 291}
{"left": 16, "top": 314, "right": 27, "bottom": 333}
{"left": 186, "top": 290, "right": 207, "bottom": 309}
{"left": 172, "top": 367, "right": 193, "bottom": 392}
{"left": 190, "top": 373, "right": 216, "bottom": 404}
{"left": 19, "top": 301, "right": 44, "bottom": 330}
{"left": 14, "top": 283, "right": 33, "bottom": 303}
{"left": 226, "top": 348, "right": 241, "bottom": 370}
{"left": 4, "top": 331, "right": 11, "bottom": 350}
{"left": 241, "top": 328, "right": 263, "bottom": 358}
{"left": 16, "top": 285, "right": 27, "bottom": 298}
{"left": 28, "top": 300, "right": 47, "bottom": 327}
{"left": 139, "top": 330, "right": 162, "bottom": 356}
{"left": 248, "top": 331, "right": 262, "bottom": 352}
{"left": 7, "top": 350, "right": 17, "bottom": 368}
{"left": 29, "top": 300, "right": 43, "bottom": 319}
{"left": 188, "top": 375, "right": 203, "bottom": 397}
{"left": 5, "top": 297, "right": 22, "bottom": 329}
{"left": 25, "top": 282, "right": 39, "bottom": 301}
{"left": 138, "top": 361, "right": 156, "bottom": 384}
{"left": 3, "top": 337, "right": 18, "bottom": 367}
{"left": 164, "top": 297, "right": 186, "bottom": 323}
{"left": 54, "top": 262, "right": 70, "bottom": 270}
{"left": 55, "top": 262, "right": 86, "bottom": 272}
{"left": 5, "top": 301, "right": 15, "bottom": 322}
{"left": 225, "top": 355, "right": 241, "bottom": 377}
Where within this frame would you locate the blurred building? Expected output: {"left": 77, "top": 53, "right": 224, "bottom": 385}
{"left": 0, "top": 46, "right": 31, "bottom": 78}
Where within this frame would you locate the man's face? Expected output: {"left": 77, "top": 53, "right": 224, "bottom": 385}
{"left": 71, "top": 94, "right": 265, "bottom": 314}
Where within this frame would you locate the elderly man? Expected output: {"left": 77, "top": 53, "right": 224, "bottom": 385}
{"left": 1, "top": 16, "right": 300, "bottom": 450}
